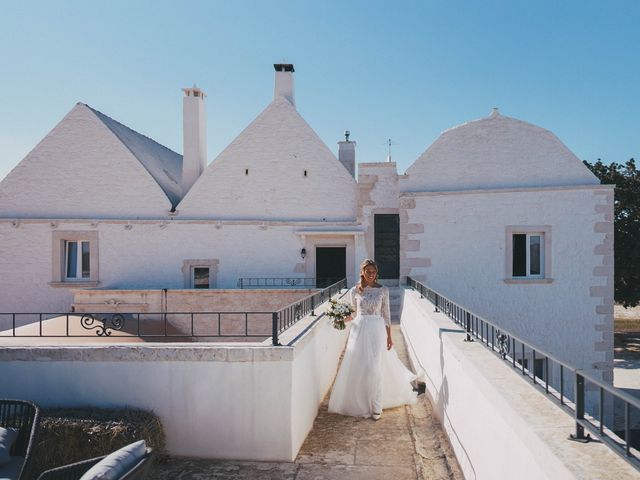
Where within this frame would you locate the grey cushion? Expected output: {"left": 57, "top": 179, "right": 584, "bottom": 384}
{"left": 0, "top": 428, "right": 19, "bottom": 466}
{"left": 79, "top": 440, "right": 146, "bottom": 480}
{"left": 0, "top": 455, "right": 25, "bottom": 480}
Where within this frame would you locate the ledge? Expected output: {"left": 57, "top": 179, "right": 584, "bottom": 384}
{"left": 49, "top": 281, "right": 99, "bottom": 288}
{"left": 503, "top": 278, "right": 554, "bottom": 284}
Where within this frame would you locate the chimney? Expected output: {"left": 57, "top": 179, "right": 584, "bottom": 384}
{"left": 182, "top": 86, "right": 207, "bottom": 195}
{"left": 338, "top": 130, "right": 356, "bottom": 177}
{"left": 273, "top": 64, "right": 295, "bottom": 106}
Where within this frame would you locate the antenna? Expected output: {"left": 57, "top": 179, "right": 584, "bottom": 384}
{"left": 383, "top": 138, "right": 398, "bottom": 162}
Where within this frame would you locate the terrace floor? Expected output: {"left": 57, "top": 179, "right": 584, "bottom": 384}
{"left": 148, "top": 324, "right": 463, "bottom": 479}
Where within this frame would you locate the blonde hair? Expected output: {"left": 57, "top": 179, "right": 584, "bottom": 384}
{"left": 357, "top": 258, "right": 379, "bottom": 293}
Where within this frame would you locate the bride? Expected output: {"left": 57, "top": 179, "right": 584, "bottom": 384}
{"left": 328, "top": 259, "right": 417, "bottom": 420}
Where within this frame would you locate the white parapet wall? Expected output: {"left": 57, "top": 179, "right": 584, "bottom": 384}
{"left": 400, "top": 287, "right": 638, "bottom": 480}
{"left": 0, "top": 306, "right": 348, "bottom": 461}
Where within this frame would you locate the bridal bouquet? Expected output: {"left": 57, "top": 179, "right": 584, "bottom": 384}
{"left": 327, "top": 298, "right": 355, "bottom": 330}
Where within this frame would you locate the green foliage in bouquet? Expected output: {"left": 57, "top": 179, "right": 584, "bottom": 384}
{"left": 327, "top": 298, "right": 355, "bottom": 330}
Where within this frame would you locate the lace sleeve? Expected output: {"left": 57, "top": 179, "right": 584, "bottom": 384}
{"left": 382, "top": 287, "right": 391, "bottom": 326}
{"left": 350, "top": 287, "right": 357, "bottom": 316}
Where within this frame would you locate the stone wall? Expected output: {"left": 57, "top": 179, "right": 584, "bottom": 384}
{"left": 400, "top": 184, "right": 614, "bottom": 381}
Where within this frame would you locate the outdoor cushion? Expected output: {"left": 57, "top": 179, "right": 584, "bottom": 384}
{"left": 0, "top": 455, "right": 25, "bottom": 480}
{"left": 0, "top": 427, "right": 19, "bottom": 465}
{"left": 79, "top": 440, "right": 147, "bottom": 480}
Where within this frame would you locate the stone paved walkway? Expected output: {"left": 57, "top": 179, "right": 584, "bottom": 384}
{"left": 149, "top": 326, "right": 463, "bottom": 479}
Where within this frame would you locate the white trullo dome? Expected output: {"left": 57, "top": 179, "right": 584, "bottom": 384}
{"left": 402, "top": 108, "right": 599, "bottom": 192}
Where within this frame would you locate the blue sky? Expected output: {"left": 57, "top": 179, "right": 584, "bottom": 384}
{"left": 1, "top": 0, "right": 638, "bottom": 181}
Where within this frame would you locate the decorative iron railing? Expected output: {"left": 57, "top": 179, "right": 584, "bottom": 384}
{"left": 0, "top": 279, "right": 348, "bottom": 347}
{"left": 0, "top": 311, "right": 275, "bottom": 339}
{"left": 406, "top": 276, "right": 640, "bottom": 471}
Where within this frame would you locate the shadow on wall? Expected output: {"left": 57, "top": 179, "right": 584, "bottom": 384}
{"left": 438, "top": 327, "right": 476, "bottom": 479}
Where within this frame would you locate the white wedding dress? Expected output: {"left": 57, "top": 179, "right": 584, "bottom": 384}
{"left": 328, "top": 285, "right": 417, "bottom": 417}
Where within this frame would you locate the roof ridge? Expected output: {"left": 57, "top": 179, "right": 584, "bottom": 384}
{"left": 81, "top": 103, "right": 182, "bottom": 157}
{"left": 439, "top": 112, "right": 551, "bottom": 137}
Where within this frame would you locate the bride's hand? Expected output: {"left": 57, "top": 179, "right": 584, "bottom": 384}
{"left": 386, "top": 336, "right": 393, "bottom": 350}
{"left": 344, "top": 315, "right": 353, "bottom": 322}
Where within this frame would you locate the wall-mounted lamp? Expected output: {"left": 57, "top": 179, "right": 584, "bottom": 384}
{"left": 300, "top": 248, "right": 307, "bottom": 260}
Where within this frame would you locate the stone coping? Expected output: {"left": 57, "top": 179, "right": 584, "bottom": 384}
{"left": 402, "top": 287, "right": 639, "bottom": 480}
{"left": 400, "top": 183, "right": 613, "bottom": 197}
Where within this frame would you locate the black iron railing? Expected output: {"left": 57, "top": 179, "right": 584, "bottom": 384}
{"left": 237, "top": 277, "right": 316, "bottom": 289}
{"left": 0, "top": 311, "right": 275, "bottom": 339}
{"left": 0, "top": 279, "right": 348, "bottom": 346}
{"left": 271, "top": 278, "right": 347, "bottom": 346}
{"left": 406, "top": 276, "right": 640, "bottom": 471}
{"left": 237, "top": 277, "right": 342, "bottom": 289}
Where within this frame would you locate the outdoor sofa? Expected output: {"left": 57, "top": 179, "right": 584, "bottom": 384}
{"left": 0, "top": 399, "right": 40, "bottom": 480}
{"left": 36, "top": 440, "right": 154, "bottom": 480}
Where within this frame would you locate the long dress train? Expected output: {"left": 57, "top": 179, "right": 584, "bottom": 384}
{"left": 328, "top": 285, "right": 417, "bottom": 417}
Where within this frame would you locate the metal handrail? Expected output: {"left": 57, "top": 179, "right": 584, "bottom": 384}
{"left": 237, "top": 277, "right": 318, "bottom": 289}
{"left": 406, "top": 276, "right": 640, "bottom": 470}
{"left": 0, "top": 280, "right": 348, "bottom": 346}
{"left": 271, "top": 278, "right": 347, "bottom": 346}
{"left": 0, "top": 311, "right": 275, "bottom": 339}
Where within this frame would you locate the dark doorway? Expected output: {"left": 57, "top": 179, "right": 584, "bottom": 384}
{"left": 374, "top": 214, "right": 400, "bottom": 279}
{"left": 316, "top": 247, "right": 346, "bottom": 288}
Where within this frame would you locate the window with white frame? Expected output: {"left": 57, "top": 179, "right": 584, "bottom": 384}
{"left": 51, "top": 231, "right": 99, "bottom": 286}
{"left": 512, "top": 233, "right": 544, "bottom": 278}
{"left": 505, "top": 226, "right": 552, "bottom": 283}
{"left": 64, "top": 240, "right": 91, "bottom": 280}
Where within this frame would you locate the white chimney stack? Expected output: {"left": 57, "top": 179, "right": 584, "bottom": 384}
{"left": 274, "top": 64, "right": 295, "bottom": 106}
{"left": 182, "top": 86, "right": 207, "bottom": 195}
{"left": 338, "top": 130, "right": 356, "bottom": 177}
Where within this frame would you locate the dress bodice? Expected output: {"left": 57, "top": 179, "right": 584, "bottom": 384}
{"left": 350, "top": 286, "right": 391, "bottom": 326}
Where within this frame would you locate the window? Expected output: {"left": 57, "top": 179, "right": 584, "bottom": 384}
{"left": 65, "top": 240, "right": 91, "bottom": 279}
{"left": 182, "top": 259, "right": 219, "bottom": 289}
{"left": 512, "top": 233, "right": 543, "bottom": 278}
{"left": 505, "top": 226, "right": 552, "bottom": 283}
{"left": 192, "top": 267, "right": 210, "bottom": 289}
{"left": 51, "top": 231, "right": 99, "bottom": 287}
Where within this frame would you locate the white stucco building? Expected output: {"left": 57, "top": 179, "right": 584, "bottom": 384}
{"left": 0, "top": 63, "right": 613, "bottom": 384}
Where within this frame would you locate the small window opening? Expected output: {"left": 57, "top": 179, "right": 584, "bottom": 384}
{"left": 512, "top": 233, "right": 544, "bottom": 278}
{"left": 193, "top": 267, "right": 210, "bottom": 289}
{"left": 245, "top": 169, "right": 249, "bottom": 176}
{"left": 304, "top": 170, "right": 308, "bottom": 177}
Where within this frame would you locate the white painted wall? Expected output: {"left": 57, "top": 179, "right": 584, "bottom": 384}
{"left": 0, "top": 311, "right": 348, "bottom": 461}
{"left": 290, "top": 314, "right": 349, "bottom": 455}
{"left": 400, "top": 288, "right": 638, "bottom": 480}
{"left": 0, "top": 220, "right": 359, "bottom": 313}
{"left": 401, "top": 186, "right": 611, "bottom": 378}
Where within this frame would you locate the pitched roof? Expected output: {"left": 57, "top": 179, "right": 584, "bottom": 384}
{"left": 85, "top": 104, "right": 183, "bottom": 207}
{"left": 177, "top": 96, "right": 357, "bottom": 220}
